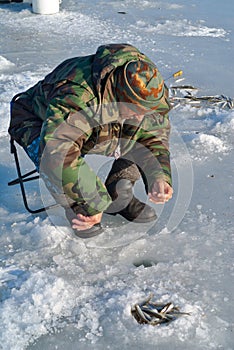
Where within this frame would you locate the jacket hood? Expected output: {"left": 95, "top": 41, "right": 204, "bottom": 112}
{"left": 92, "top": 43, "right": 153, "bottom": 90}
{"left": 92, "top": 43, "right": 154, "bottom": 123}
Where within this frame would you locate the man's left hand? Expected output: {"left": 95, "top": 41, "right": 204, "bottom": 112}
{"left": 148, "top": 179, "right": 173, "bottom": 204}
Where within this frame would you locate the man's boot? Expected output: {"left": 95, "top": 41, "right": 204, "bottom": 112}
{"left": 65, "top": 203, "right": 103, "bottom": 238}
{"left": 105, "top": 159, "right": 157, "bottom": 223}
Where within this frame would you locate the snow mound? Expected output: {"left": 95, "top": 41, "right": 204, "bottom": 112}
{"left": 193, "top": 133, "right": 230, "bottom": 153}
{"left": 0, "top": 56, "right": 15, "bottom": 72}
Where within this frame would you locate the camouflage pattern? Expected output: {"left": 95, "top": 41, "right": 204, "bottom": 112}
{"left": 9, "top": 43, "right": 172, "bottom": 215}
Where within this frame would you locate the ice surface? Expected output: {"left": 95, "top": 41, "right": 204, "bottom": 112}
{"left": 0, "top": 0, "right": 233, "bottom": 349}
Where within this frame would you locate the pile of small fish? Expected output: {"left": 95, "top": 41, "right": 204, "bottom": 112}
{"left": 169, "top": 85, "right": 234, "bottom": 110}
{"left": 131, "top": 294, "right": 190, "bottom": 326}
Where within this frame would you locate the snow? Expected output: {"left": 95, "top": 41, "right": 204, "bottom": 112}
{"left": 136, "top": 19, "right": 228, "bottom": 38}
{"left": 0, "top": 0, "right": 233, "bottom": 349}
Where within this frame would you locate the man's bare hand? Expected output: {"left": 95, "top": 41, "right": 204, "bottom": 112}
{"left": 72, "top": 212, "right": 103, "bottom": 231}
{"left": 148, "top": 180, "right": 173, "bottom": 204}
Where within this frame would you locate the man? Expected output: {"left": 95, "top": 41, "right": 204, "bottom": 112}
{"left": 9, "top": 43, "right": 173, "bottom": 238}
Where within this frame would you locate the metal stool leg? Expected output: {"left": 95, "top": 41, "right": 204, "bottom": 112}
{"left": 8, "top": 138, "right": 57, "bottom": 214}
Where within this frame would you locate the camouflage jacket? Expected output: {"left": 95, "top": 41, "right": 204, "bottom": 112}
{"left": 9, "top": 44, "right": 171, "bottom": 215}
